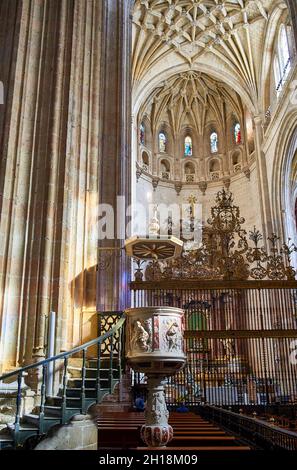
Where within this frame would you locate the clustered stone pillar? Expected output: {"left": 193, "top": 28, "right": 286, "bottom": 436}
{"left": 0, "top": 0, "right": 103, "bottom": 384}
{"left": 253, "top": 115, "right": 273, "bottom": 243}
{"left": 96, "top": 0, "right": 131, "bottom": 313}
{"left": 125, "top": 307, "right": 186, "bottom": 448}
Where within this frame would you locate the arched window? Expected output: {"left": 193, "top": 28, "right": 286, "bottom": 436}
{"left": 210, "top": 132, "right": 218, "bottom": 153}
{"left": 184, "top": 135, "right": 193, "bottom": 156}
{"left": 139, "top": 122, "right": 145, "bottom": 145}
{"left": 234, "top": 123, "right": 241, "bottom": 144}
{"left": 274, "top": 25, "right": 291, "bottom": 93}
{"left": 159, "top": 132, "right": 167, "bottom": 153}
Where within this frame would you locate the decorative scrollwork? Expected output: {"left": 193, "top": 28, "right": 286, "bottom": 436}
{"left": 99, "top": 313, "right": 122, "bottom": 356}
{"left": 133, "top": 189, "right": 297, "bottom": 282}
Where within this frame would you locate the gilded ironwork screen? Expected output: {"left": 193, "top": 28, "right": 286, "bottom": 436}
{"left": 131, "top": 281, "right": 297, "bottom": 406}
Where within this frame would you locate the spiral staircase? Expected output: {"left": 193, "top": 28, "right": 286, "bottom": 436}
{"left": 0, "top": 316, "right": 125, "bottom": 449}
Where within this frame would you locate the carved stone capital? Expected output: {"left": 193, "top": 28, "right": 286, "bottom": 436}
{"left": 152, "top": 177, "right": 159, "bottom": 191}
{"left": 223, "top": 177, "right": 231, "bottom": 189}
{"left": 243, "top": 166, "right": 251, "bottom": 180}
{"left": 174, "top": 181, "right": 182, "bottom": 195}
{"left": 198, "top": 181, "right": 207, "bottom": 195}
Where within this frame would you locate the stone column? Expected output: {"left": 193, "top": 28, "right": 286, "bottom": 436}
{"left": 97, "top": 0, "right": 131, "bottom": 313}
{"left": 0, "top": 0, "right": 103, "bottom": 380}
{"left": 0, "top": 0, "right": 57, "bottom": 372}
{"left": 141, "top": 376, "right": 173, "bottom": 448}
{"left": 30, "top": 0, "right": 73, "bottom": 365}
{"left": 0, "top": 0, "right": 21, "bottom": 373}
{"left": 253, "top": 115, "right": 273, "bottom": 243}
{"left": 242, "top": 116, "right": 249, "bottom": 167}
{"left": 56, "top": 0, "right": 102, "bottom": 354}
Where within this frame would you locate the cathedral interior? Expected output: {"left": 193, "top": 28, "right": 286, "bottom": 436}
{"left": 0, "top": 0, "right": 297, "bottom": 454}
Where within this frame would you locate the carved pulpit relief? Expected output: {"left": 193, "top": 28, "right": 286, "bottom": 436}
{"left": 131, "top": 319, "right": 152, "bottom": 353}
{"left": 162, "top": 318, "right": 182, "bottom": 352}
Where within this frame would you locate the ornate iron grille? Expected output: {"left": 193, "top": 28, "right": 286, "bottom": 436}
{"left": 131, "top": 282, "right": 297, "bottom": 407}
{"left": 98, "top": 311, "right": 124, "bottom": 356}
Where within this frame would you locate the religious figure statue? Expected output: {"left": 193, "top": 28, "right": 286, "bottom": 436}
{"left": 164, "top": 319, "right": 181, "bottom": 351}
{"left": 167, "top": 215, "right": 173, "bottom": 236}
{"left": 220, "top": 337, "right": 235, "bottom": 359}
{"left": 132, "top": 319, "right": 152, "bottom": 352}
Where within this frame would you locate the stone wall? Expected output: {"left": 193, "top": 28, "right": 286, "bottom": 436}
{"left": 136, "top": 163, "right": 261, "bottom": 238}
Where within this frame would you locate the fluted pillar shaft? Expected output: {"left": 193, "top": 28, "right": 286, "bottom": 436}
{"left": 253, "top": 116, "right": 273, "bottom": 243}
{"left": 0, "top": 0, "right": 51, "bottom": 372}
{"left": 0, "top": 0, "right": 103, "bottom": 378}
{"left": 96, "top": 0, "right": 131, "bottom": 313}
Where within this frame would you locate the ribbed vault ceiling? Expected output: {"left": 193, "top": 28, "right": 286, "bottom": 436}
{"left": 140, "top": 70, "right": 243, "bottom": 134}
{"left": 132, "top": 0, "right": 288, "bottom": 113}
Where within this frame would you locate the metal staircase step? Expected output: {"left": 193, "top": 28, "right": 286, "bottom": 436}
{"left": 43, "top": 405, "right": 63, "bottom": 417}
{"left": 8, "top": 422, "right": 39, "bottom": 432}
{"left": 65, "top": 388, "right": 98, "bottom": 398}
{"left": 7, "top": 422, "right": 40, "bottom": 447}
{"left": 86, "top": 368, "right": 119, "bottom": 379}
{"left": 44, "top": 405, "right": 83, "bottom": 416}
{"left": 0, "top": 435, "right": 14, "bottom": 449}
{"left": 49, "top": 396, "right": 82, "bottom": 406}
{"left": 66, "top": 377, "right": 109, "bottom": 388}
{"left": 88, "top": 359, "right": 120, "bottom": 368}
{"left": 23, "top": 413, "right": 61, "bottom": 425}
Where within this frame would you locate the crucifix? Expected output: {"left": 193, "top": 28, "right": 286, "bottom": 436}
{"left": 187, "top": 194, "right": 197, "bottom": 218}
{"left": 186, "top": 194, "right": 197, "bottom": 232}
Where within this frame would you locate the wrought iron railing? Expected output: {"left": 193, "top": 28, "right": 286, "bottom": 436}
{"left": 0, "top": 314, "right": 125, "bottom": 448}
{"left": 131, "top": 280, "right": 297, "bottom": 407}
{"left": 199, "top": 405, "right": 297, "bottom": 450}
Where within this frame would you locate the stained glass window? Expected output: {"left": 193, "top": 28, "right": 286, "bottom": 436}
{"left": 140, "top": 122, "right": 145, "bottom": 145}
{"left": 234, "top": 123, "right": 241, "bottom": 144}
{"left": 184, "top": 135, "right": 193, "bottom": 156}
{"left": 159, "top": 132, "right": 167, "bottom": 153}
{"left": 210, "top": 132, "right": 218, "bottom": 153}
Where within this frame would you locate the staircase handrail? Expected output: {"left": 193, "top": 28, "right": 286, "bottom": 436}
{"left": 0, "top": 314, "right": 126, "bottom": 382}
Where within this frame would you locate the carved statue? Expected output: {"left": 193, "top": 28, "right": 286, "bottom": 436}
{"left": 220, "top": 337, "right": 236, "bottom": 359}
{"left": 164, "top": 320, "right": 181, "bottom": 351}
{"left": 132, "top": 319, "right": 152, "bottom": 352}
